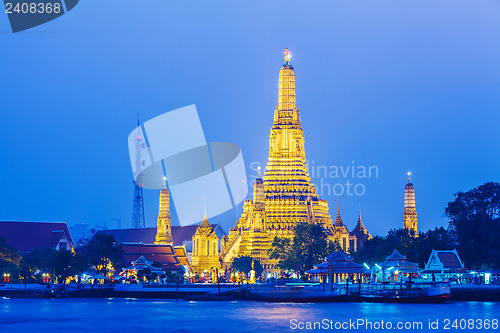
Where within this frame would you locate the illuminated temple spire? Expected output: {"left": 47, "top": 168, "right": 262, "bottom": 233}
{"left": 353, "top": 203, "right": 371, "bottom": 249}
{"left": 403, "top": 172, "right": 418, "bottom": 236}
{"left": 356, "top": 203, "right": 365, "bottom": 230}
{"left": 155, "top": 178, "right": 173, "bottom": 245}
{"left": 200, "top": 199, "right": 211, "bottom": 228}
{"left": 263, "top": 48, "right": 332, "bottom": 236}
{"left": 334, "top": 198, "right": 344, "bottom": 227}
{"left": 253, "top": 170, "right": 265, "bottom": 205}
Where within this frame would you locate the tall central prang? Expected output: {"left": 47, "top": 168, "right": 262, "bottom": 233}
{"left": 263, "top": 48, "right": 332, "bottom": 236}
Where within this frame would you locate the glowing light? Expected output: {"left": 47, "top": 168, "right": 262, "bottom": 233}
{"left": 363, "top": 263, "right": 370, "bottom": 269}
{"left": 408, "top": 172, "right": 411, "bottom": 176}
{"left": 375, "top": 264, "right": 381, "bottom": 269}
{"left": 284, "top": 47, "right": 292, "bottom": 62}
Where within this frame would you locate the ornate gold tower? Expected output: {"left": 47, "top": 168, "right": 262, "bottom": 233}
{"left": 191, "top": 205, "right": 221, "bottom": 274}
{"left": 403, "top": 172, "right": 418, "bottom": 236}
{"left": 236, "top": 174, "right": 273, "bottom": 259}
{"left": 217, "top": 49, "right": 368, "bottom": 274}
{"left": 263, "top": 48, "right": 332, "bottom": 237}
{"left": 154, "top": 180, "right": 174, "bottom": 245}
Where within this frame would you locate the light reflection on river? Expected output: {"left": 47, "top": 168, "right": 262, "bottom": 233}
{"left": 0, "top": 298, "right": 498, "bottom": 332}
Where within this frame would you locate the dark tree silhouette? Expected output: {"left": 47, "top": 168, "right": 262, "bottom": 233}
{"left": 446, "top": 182, "right": 500, "bottom": 269}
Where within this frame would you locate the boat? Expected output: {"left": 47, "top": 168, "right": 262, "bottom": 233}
{"left": 360, "top": 282, "right": 451, "bottom": 303}
{"left": 241, "top": 283, "right": 350, "bottom": 303}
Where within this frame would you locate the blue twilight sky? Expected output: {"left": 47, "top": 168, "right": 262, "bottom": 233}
{"left": 0, "top": 0, "right": 499, "bottom": 237}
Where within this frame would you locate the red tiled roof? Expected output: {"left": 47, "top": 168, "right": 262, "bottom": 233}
{"left": 174, "top": 246, "right": 189, "bottom": 266}
{"left": 94, "top": 225, "right": 206, "bottom": 246}
{"left": 0, "top": 221, "right": 73, "bottom": 253}
{"left": 120, "top": 244, "right": 180, "bottom": 271}
{"left": 437, "top": 252, "right": 462, "bottom": 269}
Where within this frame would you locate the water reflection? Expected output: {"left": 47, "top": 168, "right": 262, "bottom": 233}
{"left": 0, "top": 299, "right": 498, "bottom": 333}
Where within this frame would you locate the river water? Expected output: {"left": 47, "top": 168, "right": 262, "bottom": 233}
{"left": 0, "top": 298, "right": 498, "bottom": 332}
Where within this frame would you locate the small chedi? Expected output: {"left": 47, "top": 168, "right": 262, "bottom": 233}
{"left": 154, "top": 179, "right": 174, "bottom": 245}
{"left": 403, "top": 172, "right": 418, "bottom": 236}
{"left": 190, "top": 49, "right": 372, "bottom": 277}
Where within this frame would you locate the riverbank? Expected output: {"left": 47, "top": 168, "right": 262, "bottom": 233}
{"left": 2, "top": 283, "right": 500, "bottom": 302}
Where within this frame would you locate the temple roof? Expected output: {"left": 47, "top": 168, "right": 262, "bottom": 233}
{"left": 120, "top": 243, "right": 181, "bottom": 271}
{"left": 386, "top": 249, "right": 407, "bottom": 261}
{"left": 131, "top": 255, "right": 152, "bottom": 266}
{"left": 326, "top": 250, "right": 354, "bottom": 262}
{"left": 0, "top": 221, "right": 73, "bottom": 253}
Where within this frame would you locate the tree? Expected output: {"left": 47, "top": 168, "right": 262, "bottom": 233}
{"left": 0, "top": 236, "right": 20, "bottom": 281}
{"left": 353, "top": 235, "right": 393, "bottom": 264}
{"left": 52, "top": 249, "right": 75, "bottom": 283}
{"left": 0, "top": 236, "right": 20, "bottom": 266}
{"left": 354, "top": 227, "right": 455, "bottom": 268}
{"left": 269, "top": 223, "right": 331, "bottom": 274}
{"left": 232, "top": 256, "right": 263, "bottom": 276}
{"left": 72, "top": 253, "right": 90, "bottom": 279}
{"left": 84, "top": 234, "right": 123, "bottom": 275}
{"left": 413, "top": 227, "right": 454, "bottom": 267}
{"left": 445, "top": 182, "right": 500, "bottom": 269}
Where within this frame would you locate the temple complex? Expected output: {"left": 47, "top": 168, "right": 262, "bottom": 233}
{"left": 403, "top": 172, "right": 418, "bottom": 236}
{"left": 190, "top": 49, "right": 371, "bottom": 276}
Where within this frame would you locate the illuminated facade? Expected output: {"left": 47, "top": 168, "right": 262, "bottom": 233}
{"left": 221, "top": 173, "right": 274, "bottom": 269}
{"left": 154, "top": 182, "right": 174, "bottom": 245}
{"left": 263, "top": 48, "right": 332, "bottom": 235}
{"left": 191, "top": 50, "right": 371, "bottom": 276}
{"left": 403, "top": 173, "right": 418, "bottom": 236}
{"left": 191, "top": 207, "right": 221, "bottom": 275}
{"left": 218, "top": 49, "right": 368, "bottom": 274}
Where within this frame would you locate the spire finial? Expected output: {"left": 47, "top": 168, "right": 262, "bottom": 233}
{"left": 257, "top": 166, "right": 261, "bottom": 178}
{"left": 284, "top": 47, "right": 291, "bottom": 63}
{"left": 408, "top": 171, "right": 411, "bottom": 182}
{"left": 162, "top": 176, "right": 167, "bottom": 188}
{"left": 358, "top": 202, "right": 361, "bottom": 220}
{"left": 204, "top": 198, "right": 207, "bottom": 220}
{"left": 337, "top": 196, "right": 340, "bottom": 214}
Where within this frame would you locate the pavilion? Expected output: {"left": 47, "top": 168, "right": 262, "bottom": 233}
{"left": 305, "top": 251, "right": 367, "bottom": 283}
{"left": 378, "top": 249, "right": 420, "bottom": 282}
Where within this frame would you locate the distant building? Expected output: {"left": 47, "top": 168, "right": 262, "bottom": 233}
{"left": 421, "top": 249, "right": 467, "bottom": 277}
{"left": 0, "top": 221, "right": 73, "bottom": 254}
{"left": 403, "top": 173, "right": 418, "bottom": 235}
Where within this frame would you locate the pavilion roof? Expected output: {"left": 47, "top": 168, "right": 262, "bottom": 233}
{"left": 386, "top": 249, "right": 407, "bottom": 261}
{"left": 326, "top": 251, "right": 354, "bottom": 262}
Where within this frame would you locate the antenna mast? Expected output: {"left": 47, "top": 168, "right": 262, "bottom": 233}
{"left": 132, "top": 114, "right": 146, "bottom": 228}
